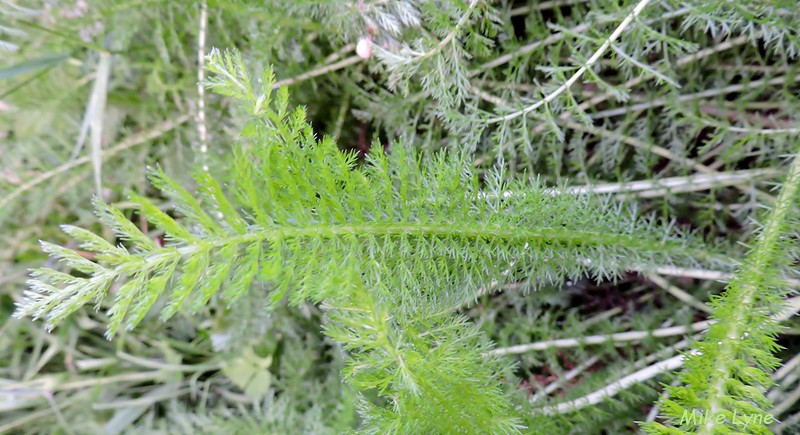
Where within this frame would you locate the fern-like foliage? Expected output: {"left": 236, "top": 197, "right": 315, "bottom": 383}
{"left": 15, "top": 48, "right": 730, "bottom": 432}
{"left": 642, "top": 148, "right": 800, "bottom": 434}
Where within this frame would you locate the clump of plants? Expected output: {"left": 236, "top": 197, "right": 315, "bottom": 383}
{"left": 1, "top": 1, "right": 799, "bottom": 433}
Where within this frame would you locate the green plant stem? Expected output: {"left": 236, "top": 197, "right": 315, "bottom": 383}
{"left": 699, "top": 148, "right": 800, "bottom": 434}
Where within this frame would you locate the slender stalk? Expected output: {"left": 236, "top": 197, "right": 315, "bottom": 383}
{"left": 539, "top": 354, "right": 686, "bottom": 415}
{"left": 399, "top": 0, "right": 480, "bottom": 61}
{"left": 196, "top": 0, "right": 210, "bottom": 169}
{"left": 0, "top": 116, "right": 190, "bottom": 212}
{"left": 487, "top": 0, "right": 654, "bottom": 123}
{"left": 271, "top": 55, "right": 363, "bottom": 89}
{"left": 491, "top": 320, "right": 714, "bottom": 355}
